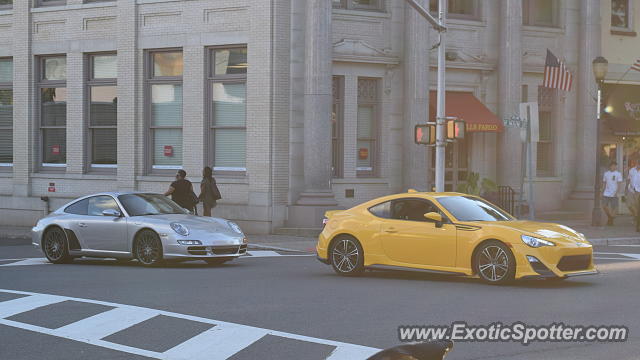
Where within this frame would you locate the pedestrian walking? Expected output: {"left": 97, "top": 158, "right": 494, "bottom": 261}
{"left": 199, "top": 166, "right": 222, "bottom": 217}
{"left": 164, "top": 169, "right": 197, "bottom": 212}
{"left": 627, "top": 161, "right": 640, "bottom": 231}
{"left": 602, "top": 161, "right": 623, "bottom": 226}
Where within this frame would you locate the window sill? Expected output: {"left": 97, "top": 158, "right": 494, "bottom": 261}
{"left": 30, "top": 172, "right": 117, "bottom": 180}
{"left": 332, "top": 8, "right": 390, "bottom": 19}
{"left": 31, "top": 1, "right": 116, "bottom": 13}
{"left": 611, "top": 29, "right": 637, "bottom": 37}
{"left": 522, "top": 25, "right": 564, "bottom": 34}
{"left": 332, "top": 177, "right": 389, "bottom": 185}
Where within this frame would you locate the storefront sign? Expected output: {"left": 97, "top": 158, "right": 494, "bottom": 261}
{"left": 51, "top": 145, "right": 60, "bottom": 155}
{"left": 358, "top": 148, "right": 369, "bottom": 160}
{"left": 624, "top": 102, "right": 640, "bottom": 120}
{"left": 465, "top": 123, "right": 500, "bottom": 132}
{"left": 48, "top": 182, "right": 55, "bottom": 193}
{"left": 164, "top": 145, "right": 173, "bottom": 157}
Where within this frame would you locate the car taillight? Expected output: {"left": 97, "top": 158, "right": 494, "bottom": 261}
{"left": 322, "top": 218, "right": 329, "bottom": 227}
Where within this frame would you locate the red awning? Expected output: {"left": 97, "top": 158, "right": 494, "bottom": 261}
{"left": 429, "top": 91, "right": 503, "bottom": 132}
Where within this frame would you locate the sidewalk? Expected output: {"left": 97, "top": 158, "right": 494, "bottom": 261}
{"left": 2, "top": 216, "right": 639, "bottom": 252}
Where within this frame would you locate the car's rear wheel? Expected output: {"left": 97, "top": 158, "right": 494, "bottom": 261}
{"left": 134, "top": 230, "right": 163, "bottom": 266}
{"left": 42, "top": 227, "right": 72, "bottom": 264}
{"left": 330, "top": 236, "right": 364, "bottom": 276}
{"left": 205, "top": 257, "right": 234, "bottom": 266}
{"left": 474, "top": 241, "right": 515, "bottom": 284}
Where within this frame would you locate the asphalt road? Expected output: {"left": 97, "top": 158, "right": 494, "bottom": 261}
{"left": 0, "top": 241, "right": 639, "bottom": 360}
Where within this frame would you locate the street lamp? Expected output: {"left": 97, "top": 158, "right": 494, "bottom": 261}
{"left": 591, "top": 56, "right": 608, "bottom": 227}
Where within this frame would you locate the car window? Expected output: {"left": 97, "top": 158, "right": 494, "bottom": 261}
{"left": 369, "top": 201, "right": 391, "bottom": 218}
{"left": 391, "top": 198, "right": 443, "bottom": 222}
{"left": 437, "top": 196, "right": 512, "bottom": 222}
{"left": 118, "top": 193, "right": 187, "bottom": 216}
{"left": 88, "top": 196, "right": 120, "bottom": 216}
{"left": 64, "top": 199, "right": 89, "bottom": 215}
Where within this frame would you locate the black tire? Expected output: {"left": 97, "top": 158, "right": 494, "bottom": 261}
{"left": 474, "top": 240, "right": 516, "bottom": 285}
{"left": 205, "top": 257, "right": 233, "bottom": 266}
{"left": 42, "top": 227, "right": 73, "bottom": 264}
{"left": 330, "top": 236, "right": 364, "bottom": 276}
{"left": 134, "top": 230, "right": 164, "bottom": 266}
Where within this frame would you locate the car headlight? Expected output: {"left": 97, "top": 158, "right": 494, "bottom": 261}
{"left": 170, "top": 222, "right": 190, "bottom": 236}
{"left": 227, "top": 221, "right": 243, "bottom": 235}
{"left": 521, "top": 234, "right": 555, "bottom": 248}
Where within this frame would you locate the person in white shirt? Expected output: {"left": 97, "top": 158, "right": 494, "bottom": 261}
{"left": 627, "top": 161, "right": 640, "bottom": 231}
{"left": 602, "top": 161, "right": 623, "bottom": 226}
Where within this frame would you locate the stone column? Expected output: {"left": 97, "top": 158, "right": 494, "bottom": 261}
{"left": 497, "top": 0, "right": 523, "bottom": 189}
{"left": 573, "top": 0, "right": 601, "bottom": 195}
{"left": 65, "top": 52, "right": 85, "bottom": 174}
{"left": 116, "top": 0, "right": 137, "bottom": 191}
{"left": 12, "top": 0, "right": 33, "bottom": 197}
{"left": 402, "top": 0, "right": 429, "bottom": 191}
{"left": 289, "top": 0, "right": 337, "bottom": 227}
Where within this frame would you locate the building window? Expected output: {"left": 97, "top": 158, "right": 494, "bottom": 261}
{"left": 429, "top": 0, "right": 479, "bottom": 20}
{"left": 36, "top": 0, "right": 66, "bottom": 7}
{"left": 147, "top": 50, "right": 183, "bottom": 171}
{"left": 523, "top": 0, "right": 558, "bottom": 27}
{"left": 333, "top": 0, "right": 384, "bottom": 12}
{"left": 88, "top": 53, "right": 117, "bottom": 169}
{"left": 332, "top": 76, "right": 344, "bottom": 178}
{"left": 0, "top": 0, "right": 12, "bottom": 10}
{"left": 611, "top": 0, "right": 633, "bottom": 32}
{"left": 357, "top": 78, "right": 379, "bottom": 177}
{"left": 39, "top": 56, "right": 67, "bottom": 168}
{"left": 537, "top": 86, "right": 554, "bottom": 176}
{"left": 0, "top": 58, "right": 11, "bottom": 166}
{"left": 208, "top": 46, "right": 247, "bottom": 173}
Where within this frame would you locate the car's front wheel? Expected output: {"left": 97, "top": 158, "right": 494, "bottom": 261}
{"left": 330, "top": 236, "right": 364, "bottom": 276}
{"left": 474, "top": 241, "right": 516, "bottom": 285}
{"left": 42, "top": 227, "right": 72, "bottom": 264}
{"left": 134, "top": 230, "right": 163, "bottom": 266}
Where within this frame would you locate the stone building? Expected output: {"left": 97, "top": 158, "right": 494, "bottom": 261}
{"left": 0, "top": 0, "right": 610, "bottom": 233}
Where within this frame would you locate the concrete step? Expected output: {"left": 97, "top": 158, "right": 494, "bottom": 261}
{"left": 536, "top": 210, "right": 588, "bottom": 221}
{"left": 273, "top": 228, "right": 322, "bottom": 237}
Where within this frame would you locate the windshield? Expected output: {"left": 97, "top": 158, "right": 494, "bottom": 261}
{"left": 437, "top": 196, "right": 513, "bottom": 222}
{"left": 118, "top": 193, "right": 188, "bottom": 216}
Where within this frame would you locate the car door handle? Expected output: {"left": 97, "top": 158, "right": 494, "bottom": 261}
{"left": 384, "top": 227, "right": 398, "bottom": 233}
{"left": 78, "top": 223, "right": 87, "bottom": 228}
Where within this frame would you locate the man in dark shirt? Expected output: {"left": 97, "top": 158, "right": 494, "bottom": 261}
{"left": 164, "top": 169, "right": 194, "bottom": 211}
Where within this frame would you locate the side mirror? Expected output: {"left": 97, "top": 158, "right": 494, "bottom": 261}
{"left": 424, "top": 212, "right": 443, "bottom": 227}
{"left": 102, "top": 209, "right": 121, "bottom": 217}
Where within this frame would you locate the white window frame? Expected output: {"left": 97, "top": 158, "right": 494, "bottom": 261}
{"left": 356, "top": 77, "right": 380, "bottom": 178}
{"left": 523, "top": 0, "right": 559, "bottom": 28}
{"left": 611, "top": 0, "right": 635, "bottom": 34}
{"left": 0, "top": 57, "right": 12, "bottom": 168}
{"left": 38, "top": 55, "right": 67, "bottom": 170}
{"left": 429, "top": 0, "right": 480, "bottom": 21}
{"left": 87, "top": 52, "right": 117, "bottom": 171}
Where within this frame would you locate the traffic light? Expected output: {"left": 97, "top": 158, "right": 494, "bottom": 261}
{"left": 414, "top": 124, "right": 436, "bottom": 145}
{"left": 446, "top": 119, "right": 465, "bottom": 140}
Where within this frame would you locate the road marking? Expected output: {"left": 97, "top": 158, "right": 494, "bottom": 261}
{"left": 0, "top": 258, "right": 51, "bottom": 267}
{"left": 594, "top": 257, "right": 639, "bottom": 261}
{"left": 0, "top": 289, "right": 379, "bottom": 360}
{"left": 245, "top": 250, "right": 286, "bottom": 257}
{"left": 594, "top": 252, "right": 640, "bottom": 260}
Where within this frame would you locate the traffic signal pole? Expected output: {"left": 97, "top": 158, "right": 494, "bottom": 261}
{"left": 404, "top": 0, "right": 447, "bottom": 192}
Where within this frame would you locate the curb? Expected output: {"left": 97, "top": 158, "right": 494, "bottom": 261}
{"left": 247, "top": 244, "right": 313, "bottom": 254}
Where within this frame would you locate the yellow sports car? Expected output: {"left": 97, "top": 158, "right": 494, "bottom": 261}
{"left": 316, "top": 191, "right": 597, "bottom": 284}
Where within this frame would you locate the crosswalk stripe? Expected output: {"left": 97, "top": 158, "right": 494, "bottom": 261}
{"left": 55, "top": 307, "right": 160, "bottom": 341}
{"left": 245, "top": 250, "right": 284, "bottom": 257}
{"left": 163, "top": 324, "right": 268, "bottom": 360}
{"left": 0, "top": 258, "right": 51, "bottom": 267}
{"left": 0, "top": 294, "right": 66, "bottom": 318}
{"left": 0, "top": 289, "right": 379, "bottom": 360}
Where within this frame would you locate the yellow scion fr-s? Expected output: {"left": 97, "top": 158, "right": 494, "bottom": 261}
{"left": 316, "top": 191, "right": 597, "bottom": 284}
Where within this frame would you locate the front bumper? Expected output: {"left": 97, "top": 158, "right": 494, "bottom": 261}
{"left": 514, "top": 243, "right": 597, "bottom": 279}
{"left": 163, "top": 243, "right": 247, "bottom": 259}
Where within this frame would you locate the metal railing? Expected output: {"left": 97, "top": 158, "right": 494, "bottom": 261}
{"left": 497, "top": 185, "right": 516, "bottom": 216}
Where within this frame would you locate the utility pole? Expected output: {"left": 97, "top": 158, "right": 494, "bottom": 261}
{"left": 403, "top": 0, "right": 447, "bottom": 191}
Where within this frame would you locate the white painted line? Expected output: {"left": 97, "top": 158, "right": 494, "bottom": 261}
{"left": 55, "top": 307, "right": 160, "bottom": 341}
{"left": 0, "top": 294, "right": 66, "bottom": 318}
{"left": 608, "top": 244, "right": 640, "bottom": 247}
{"left": 0, "top": 258, "right": 28, "bottom": 262}
{"left": 245, "top": 250, "right": 282, "bottom": 257}
{"left": 163, "top": 324, "right": 267, "bottom": 360}
{"left": 594, "top": 252, "right": 640, "bottom": 260}
{"left": 0, "top": 289, "right": 379, "bottom": 360}
{"left": 0, "top": 258, "right": 50, "bottom": 267}
{"left": 594, "top": 257, "right": 639, "bottom": 261}
{"left": 326, "top": 346, "right": 380, "bottom": 360}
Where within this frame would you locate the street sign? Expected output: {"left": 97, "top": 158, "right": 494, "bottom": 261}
{"left": 520, "top": 102, "right": 539, "bottom": 143}
{"left": 415, "top": 124, "right": 436, "bottom": 145}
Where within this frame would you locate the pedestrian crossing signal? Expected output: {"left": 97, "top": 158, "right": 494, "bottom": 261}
{"left": 415, "top": 124, "right": 436, "bottom": 145}
{"left": 446, "top": 119, "right": 465, "bottom": 140}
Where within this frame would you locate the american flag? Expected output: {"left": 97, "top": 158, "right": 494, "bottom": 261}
{"left": 632, "top": 58, "right": 640, "bottom": 72}
{"left": 543, "top": 49, "right": 573, "bottom": 92}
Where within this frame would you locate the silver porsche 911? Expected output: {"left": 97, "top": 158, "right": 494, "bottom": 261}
{"left": 32, "top": 192, "right": 248, "bottom": 266}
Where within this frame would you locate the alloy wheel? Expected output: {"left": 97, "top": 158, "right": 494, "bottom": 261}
{"left": 43, "top": 228, "right": 71, "bottom": 264}
{"left": 331, "top": 238, "right": 360, "bottom": 274}
{"left": 136, "top": 231, "right": 162, "bottom": 265}
{"left": 477, "top": 245, "right": 510, "bottom": 282}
